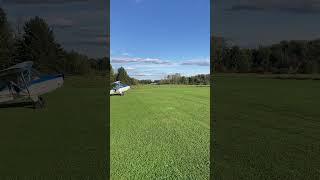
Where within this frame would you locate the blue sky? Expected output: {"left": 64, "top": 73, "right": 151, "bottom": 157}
{"left": 111, "top": 0, "right": 210, "bottom": 80}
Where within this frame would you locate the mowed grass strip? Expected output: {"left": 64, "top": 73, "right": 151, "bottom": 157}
{"left": 213, "top": 75, "right": 320, "bottom": 179}
{"left": 0, "top": 76, "right": 108, "bottom": 178}
{"left": 111, "top": 85, "right": 210, "bottom": 179}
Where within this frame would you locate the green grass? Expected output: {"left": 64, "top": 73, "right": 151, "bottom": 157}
{"left": 0, "top": 76, "right": 108, "bottom": 179}
{"left": 213, "top": 75, "right": 320, "bottom": 179}
{"left": 111, "top": 85, "right": 210, "bottom": 179}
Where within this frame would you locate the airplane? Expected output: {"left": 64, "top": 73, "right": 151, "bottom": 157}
{"left": 0, "top": 61, "right": 64, "bottom": 108}
{"left": 110, "top": 81, "right": 130, "bottom": 96}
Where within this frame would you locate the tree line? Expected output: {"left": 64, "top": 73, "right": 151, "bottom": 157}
{"left": 0, "top": 8, "right": 109, "bottom": 75}
{"left": 109, "top": 65, "right": 210, "bottom": 85}
{"left": 212, "top": 36, "right": 320, "bottom": 74}
{"left": 156, "top": 73, "right": 210, "bottom": 85}
{"left": 137, "top": 73, "right": 210, "bottom": 85}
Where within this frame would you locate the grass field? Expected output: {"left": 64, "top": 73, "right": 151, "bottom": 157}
{"left": 111, "top": 85, "right": 210, "bottom": 179}
{"left": 213, "top": 75, "right": 320, "bottom": 179}
{"left": 0, "top": 76, "right": 108, "bottom": 178}
{"left": 3, "top": 73, "right": 316, "bottom": 179}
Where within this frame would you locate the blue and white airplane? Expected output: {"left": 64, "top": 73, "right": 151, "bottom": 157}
{"left": 0, "top": 61, "right": 64, "bottom": 108}
{"left": 110, "top": 81, "right": 130, "bottom": 96}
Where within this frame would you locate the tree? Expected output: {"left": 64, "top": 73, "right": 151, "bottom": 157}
{"left": 212, "top": 36, "right": 228, "bottom": 72}
{"left": 110, "top": 64, "right": 115, "bottom": 82}
{"left": 15, "top": 16, "right": 62, "bottom": 72}
{"left": 0, "top": 8, "right": 113, "bottom": 76}
{"left": 61, "top": 50, "right": 91, "bottom": 75}
{"left": 253, "top": 46, "right": 271, "bottom": 73}
{"left": 139, "top": 79, "right": 153, "bottom": 84}
{"left": 158, "top": 73, "right": 210, "bottom": 85}
{"left": 0, "top": 8, "right": 13, "bottom": 68}
{"left": 211, "top": 37, "right": 320, "bottom": 74}
{"left": 237, "top": 49, "right": 251, "bottom": 72}
{"left": 116, "top": 67, "right": 131, "bottom": 85}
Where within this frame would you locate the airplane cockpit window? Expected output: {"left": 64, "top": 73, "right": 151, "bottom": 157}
{"left": 119, "top": 83, "right": 127, "bottom": 88}
{"left": 111, "top": 83, "right": 118, "bottom": 89}
{"left": 110, "top": 82, "right": 128, "bottom": 90}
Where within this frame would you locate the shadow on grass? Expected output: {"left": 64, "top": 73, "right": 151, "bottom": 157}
{"left": 0, "top": 102, "right": 35, "bottom": 109}
{"left": 109, "top": 94, "right": 123, "bottom": 97}
{"left": 273, "top": 76, "right": 320, "bottom": 80}
{"left": 106, "top": 92, "right": 123, "bottom": 96}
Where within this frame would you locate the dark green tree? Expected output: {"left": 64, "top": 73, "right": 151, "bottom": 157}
{"left": 116, "top": 67, "right": 131, "bottom": 85}
{"left": 110, "top": 64, "right": 115, "bottom": 82}
{"left": 0, "top": 8, "right": 13, "bottom": 68}
{"left": 15, "top": 16, "right": 62, "bottom": 72}
{"left": 62, "top": 50, "right": 90, "bottom": 75}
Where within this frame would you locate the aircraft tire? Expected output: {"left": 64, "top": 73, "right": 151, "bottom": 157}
{"left": 34, "top": 97, "right": 45, "bottom": 109}
{"left": 39, "top": 97, "right": 45, "bottom": 108}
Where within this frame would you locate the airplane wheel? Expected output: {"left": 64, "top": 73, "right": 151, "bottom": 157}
{"left": 39, "top": 97, "right": 45, "bottom": 108}
{"left": 34, "top": 97, "right": 45, "bottom": 109}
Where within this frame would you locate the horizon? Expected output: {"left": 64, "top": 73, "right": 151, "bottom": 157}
{"left": 115, "top": 67, "right": 210, "bottom": 81}
{"left": 212, "top": 36, "right": 320, "bottom": 49}
{"left": 111, "top": 0, "right": 210, "bottom": 80}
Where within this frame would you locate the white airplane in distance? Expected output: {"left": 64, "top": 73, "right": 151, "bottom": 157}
{"left": 110, "top": 81, "right": 130, "bottom": 96}
{"left": 0, "top": 61, "right": 64, "bottom": 108}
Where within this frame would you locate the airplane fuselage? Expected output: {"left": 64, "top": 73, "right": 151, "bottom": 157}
{"left": 110, "top": 86, "right": 130, "bottom": 95}
{"left": 0, "top": 74, "right": 64, "bottom": 104}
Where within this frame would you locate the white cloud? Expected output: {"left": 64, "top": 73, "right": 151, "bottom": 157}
{"left": 131, "top": 72, "right": 153, "bottom": 77}
{"left": 111, "top": 55, "right": 210, "bottom": 80}
{"left": 111, "top": 56, "right": 172, "bottom": 65}
{"left": 112, "top": 55, "right": 211, "bottom": 67}
{"left": 180, "top": 58, "right": 210, "bottom": 66}
{"left": 111, "top": 56, "right": 210, "bottom": 80}
{"left": 125, "top": 66, "right": 136, "bottom": 70}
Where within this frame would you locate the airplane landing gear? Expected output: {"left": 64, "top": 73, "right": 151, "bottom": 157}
{"left": 34, "top": 97, "right": 45, "bottom": 109}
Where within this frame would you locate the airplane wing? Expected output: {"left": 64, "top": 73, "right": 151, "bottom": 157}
{"left": 0, "top": 61, "right": 33, "bottom": 79}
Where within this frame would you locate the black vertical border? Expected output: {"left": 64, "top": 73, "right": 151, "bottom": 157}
{"left": 210, "top": 0, "right": 214, "bottom": 179}
{"left": 106, "top": 0, "right": 111, "bottom": 179}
